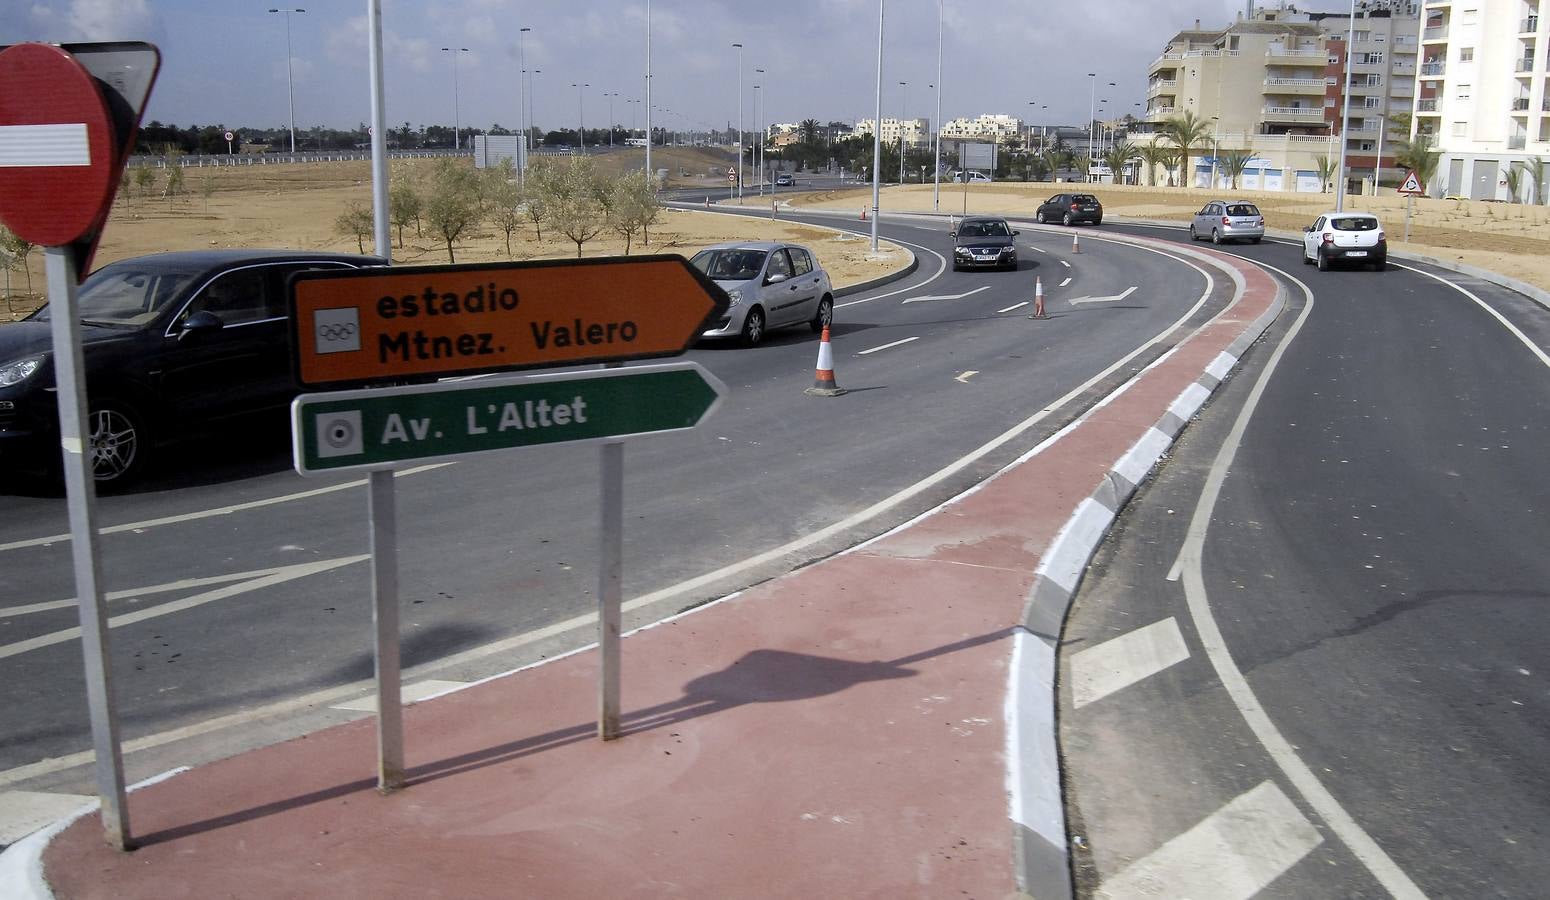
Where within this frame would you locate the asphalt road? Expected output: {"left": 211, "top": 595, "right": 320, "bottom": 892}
{"left": 0, "top": 209, "right": 1216, "bottom": 798}
{"left": 1062, "top": 227, "right": 1550, "bottom": 898}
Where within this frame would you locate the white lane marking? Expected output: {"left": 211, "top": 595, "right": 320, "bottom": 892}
{"left": 1169, "top": 261, "right": 1428, "bottom": 898}
{"left": 1095, "top": 781, "right": 1323, "bottom": 900}
{"left": 330, "top": 679, "right": 467, "bottom": 712}
{"left": 0, "top": 236, "right": 1224, "bottom": 789}
{"left": 0, "top": 556, "right": 367, "bottom": 661}
{"left": 1060, "top": 259, "right": 1072, "bottom": 268}
{"left": 955, "top": 370, "right": 978, "bottom": 383}
{"left": 858, "top": 336, "right": 919, "bottom": 355}
{"left": 1058, "top": 277, "right": 1072, "bottom": 288}
{"left": 997, "top": 301, "right": 1029, "bottom": 313}
{"left": 1392, "top": 262, "right": 1550, "bottom": 371}
{"left": 1067, "top": 286, "right": 1139, "bottom": 306}
{"left": 902, "top": 285, "right": 991, "bottom": 304}
{"left": 0, "top": 123, "right": 90, "bottom": 167}
{"left": 0, "top": 565, "right": 314, "bottom": 618}
{"left": 1070, "top": 617, "right": 1191, "bottom": 708}
{"left": 0, "top": 463, "right": 453, "bottom": 554}
{"left": 0, "top": 790, "right": 94, "bottom": 844}
{"left": 1030, "top": 247, "right": 1047, "bottom": 253}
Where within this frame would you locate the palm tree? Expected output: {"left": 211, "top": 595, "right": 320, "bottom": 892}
{"left": 1527, "top": 156, "right": 1547, "bottom": 205}
{"left": 1103, "top": 140, "right": 1137, "bottom": 185}
{"left": 799, "top": 118, "right": 821, "bottom": 145}
{"left": 1313, "top": 153, "right": 1337, "bottom": 193}
{"left": 1137, "top": 143, "right": 1168, "bottom": 187}
{"left": 1161, "top": 111, "right": 1210, "bottom": 188}
{"left": 1221, "top": 150, "right": 1255, "bottom": 190}
{"left": 1158, "top": 148, "right": 1182, "bottom": 187}
{"left": 1502, "top": 163, "right": 1525, "bottom": 203}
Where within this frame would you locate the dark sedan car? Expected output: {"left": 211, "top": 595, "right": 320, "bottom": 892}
{"left": 0, "top": 249, "right": 382, "bottom": 486}
{"left": 1034, "top": 192, "right": 1103, "bottom": 226}
{"left": 951, "top": 216, "right": 1019, "bottom": 271}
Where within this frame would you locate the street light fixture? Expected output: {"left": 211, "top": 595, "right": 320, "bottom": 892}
{"left": 753, "top": 81, "right": 762, "bottom": 194}
{"left": 732, "top": 42, "right": 744, "bottom": 200}
{"left": 755, "top": 67, "right": 766, "bottom": 193}
{"left": 572, "top": 82, "right": 589, "bottom": 149}
{"left": 604, "top": 91, "right": 619, "bottom": 146}
{"left": 1209, "top": 115, "right": 1221, "bottom": 189}
{"left": 898, "top": 80, "right": 908, "bottom": 184}
{"left": 869, "top": 0, "right": 885, "bottom": 251}
{"left": 440, "top": 47, "right": 470, "bottom": 150}
{"left": 933, "top": 0, "right": 943, "bottom": 210}
{"left": 518, "top": 27, "right": 531, "bottom": 174}
{"left": 268, "top": 8, "right": 305, "bottom": 154}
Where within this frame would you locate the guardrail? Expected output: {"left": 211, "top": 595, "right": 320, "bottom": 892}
{"left": 126, "top": 149, "right": 469, "bottom": 168}
{"left": 1421, "top": 62, "right": 1446, "bottom": 76}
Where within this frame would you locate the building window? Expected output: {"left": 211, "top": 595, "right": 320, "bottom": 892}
{"left": 1356, "top": 30, "right": 1372, "bottom": 42}
{"left": 1363, "top": 74, "right": 1385, "bottom": 86}
{"left": 1456, "top": 83, "right": 1471, "bottom": 99}
{"left": 1365, "top": 97, "right": 1382, "bottom": 108}
{"left": 1452, "top": 121, "right": 1467, "bottom": 136}
{"left": 1460, "top": 47, "right": 1474, "bottom": 61}
{"left": 1362, "top": 52, "right": 1385, "bottom": 65}
{"left": 1462, "top": 8, "right": 1477, "bottom": 22}
{"left": 1359, "top": 141, "right": 1375, "bottom": 151}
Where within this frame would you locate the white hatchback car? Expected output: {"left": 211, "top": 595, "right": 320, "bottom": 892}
{"left": 1302, "top": 212, "right": 1387, "bottom": 271}
{"left": 690, "top": 242, "right": 834, "bottom": 346}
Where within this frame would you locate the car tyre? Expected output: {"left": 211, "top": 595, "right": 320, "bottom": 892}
{"left": 740, "top": 306, "right": 767, "bottom": 346}
{"left": 1211, "top": 229, "right": 1223, "bottom": 245}
{"left": 1093, "top": 217, "right": 1102, "bottom": 226}
{"left": 1062, "top": 212, "right": 1074, "bottom": 226}
{"left": 87, "top": 399, "right": 150, "bottom": 488}
{"left": 1302, "top": 244, "right": 1313, "bottom": 265}
{"left": 1188, "top": 224, "right": 1198, "bottom": 241}
{"left": 1370, "top": 257, "right": 1386, "bottom": 271}
{"left": 1250, "top": 237, "right": 1262, "bottom": 244}
{"left": 1316, "top": 249, "right": 1330, "bottom": 271}
{"left": 1035, "top": 211, "right": 1046, "bottom": 224}
{"left": 810, "top": 296, "right": 833, "bottom": 333}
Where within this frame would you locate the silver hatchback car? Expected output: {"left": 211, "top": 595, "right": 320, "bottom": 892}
{"left": 1189, "top": 200, "right": 1265, "bottom": 244}
{"left": 690, "top": 242, "right": 834, "bottom": 346}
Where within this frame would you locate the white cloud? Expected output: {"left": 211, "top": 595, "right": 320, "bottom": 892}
{"left": 63, "top": 0, "right": 156, "bottom": 41}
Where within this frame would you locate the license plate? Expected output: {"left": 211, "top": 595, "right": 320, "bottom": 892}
{"left": 976, "top": 254, "right": 997, "bottom": 260}
{"left": 1347, "top": 250, "right": 1367, "bottom": 257}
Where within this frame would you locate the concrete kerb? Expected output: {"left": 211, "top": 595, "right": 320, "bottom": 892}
{"left": 662, "top": 201, "right": 920, "bottom": 299}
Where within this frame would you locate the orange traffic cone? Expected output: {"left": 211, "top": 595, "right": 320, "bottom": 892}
{"left": 805, "top": 326, "right": 846, "bottom": 397}
{"left": 1071, "top": 232, "right": 1081, "bottom": 254}
{"left": 860, "top": 206, "right": 868, "bottom": 221}
{"left": 1028, "top": 276, "right": 1048, "bottom": 319}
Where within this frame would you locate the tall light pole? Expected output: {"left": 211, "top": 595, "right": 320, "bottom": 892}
{"left": 755, "top": 67, "right": 766, "bottom": 193}
{"left": 573, "top": 82, "right": 589, "bottom": 149}
{"left": 1087, "top": 72, "right": 1097, "bottom": 180}
{"left": 1209, "top": 115, "right": 1220, "bottom": 188}
{"left": 605, "top": 91, "right": 618, "bottom": 146}
{"left": 869, "top": 0, "right": 885, "bottom": 251}
{"left": 529, "top": 69, "right": 541, "bottom": 150}
{"left": 933, "top": 0, "right": 943, "bottom": 210}
{"left": 645, "top": 0, "right": 652, "bottom": 178}
{"left": 268, "top": 8, "right": 305, "bottom": 154}
{"left": 1335, "top": 0, "right": 1357, "bottom": 211}
{"left": 518, "top": 27, "right": 531, "bottom": 174}
{"left": 441, "top": 47, "right": 470, "bottom": 150}
{"left": 732, "top": 42, "right": 744, "bottom": 200}
{"left": 898, "top": 80, "right": 908, "bottom": 183}
{"left": 752, "top": 82, "right": 762, "bottom": 194}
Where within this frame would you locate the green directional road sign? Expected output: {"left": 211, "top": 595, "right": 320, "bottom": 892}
{"left": 292, "top": 361, "right": 726, "bottom": 475}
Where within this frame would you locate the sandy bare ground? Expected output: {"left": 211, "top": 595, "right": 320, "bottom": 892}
{"left": 785, "top": 181, "right": 1550, "bottom": 293}
{"left": 2, "top": 152, "right": 905, "bottom": 321}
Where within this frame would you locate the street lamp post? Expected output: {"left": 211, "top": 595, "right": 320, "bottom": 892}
{"left": 732, "top": 42, "right": 744, "bottom": 201}
{"left": 644, "top": 0, "right": 652, "bottom": 178}
{"left": 755, "top": 67, "right": 766, "bottom": 194}
{"left": 1087, "top": 72, "right": 1097, "bottom": 180}
{"left": 518, "top": 27, "right": 531, "bottom": 174}
{"left": 1210, "top": 115, "right": 1220, "bottom": 189}
{"left": 605, "top": 92, "right": 618, "bottom": 146}
{"left": 869, "top": 0, "right": 884, "bottom": 251}
{"left": 440, "top": 47, "right": 470, "bottom": 150}
{"left": 933, "top": 0, "right": 943, "bottom": 210}
{"left": 1336, "top": 0, "right": 1357, "bottom": 210}
{"left": 572, "top": 82, "right": 589, "bottom": 149}
{"left": 268, "top": 8, "right": 305, "bottom": 154}
{"left": 898, "top": 80, "right": 907, "bottom": 184}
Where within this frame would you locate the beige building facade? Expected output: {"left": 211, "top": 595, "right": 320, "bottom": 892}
{"left": 853, "top": 117, "right": 930, "bottom": 148}
{"left": 1141, "top": 2, "right": 1421, "bottom": 193}
{"left": 1415, "top": 0, "right": 1550, "bottom": 199}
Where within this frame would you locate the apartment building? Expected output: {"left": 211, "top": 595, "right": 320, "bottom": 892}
{"left": 852, "top": 117, "right": 930, "bottom": 148}
{"left": 1142, "top": 2, "right": 1421, "bottom": 192}
{"left": 940, "top": 114, "right": 1025, "bottom": 143}
{"left": 1415, "top": 0, "right": 1550, "bottom": 199}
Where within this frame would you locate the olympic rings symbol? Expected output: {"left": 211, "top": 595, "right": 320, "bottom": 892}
{"left": 318, "top": 323, "right": 358, "bottom": 341}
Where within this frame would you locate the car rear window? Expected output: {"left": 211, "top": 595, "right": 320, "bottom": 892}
{"left": 1071, "top": 195, "right": 1098, "bottom": 204}
{"left": 690, "top": 248, "right": 768, "bottom": 281}
{"left": 1330, "top": 216, "right": 1378, "bottom": 231}
{"left": 1226, "top": 204, "right": 1260, "bottom": 216}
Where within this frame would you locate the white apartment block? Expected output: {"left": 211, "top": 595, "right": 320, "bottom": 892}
{"left": 853, "top": 117, "right": 931, "bottom": 148}
{"left": 1142, "top": 2, "right": 1421, "bottom": 192}
{"left": 940, "top": 114, "right": 1025, "bottom": 143}
{"left": 1416, "top": 0, "right": 1550, "bottom": 199}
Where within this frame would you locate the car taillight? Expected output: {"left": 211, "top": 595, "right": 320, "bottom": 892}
{"left": 1322, "top": 233, "right": 1333, "bottom": 244}
{"left": 1256, "top": 218, "right": 1264, "bottom": 226}
{"left": 1377, "top": 231, "right": 1386, "bottom": 242}
{"left": 1222, "top": 216, "right": 1231, "bottom": 226}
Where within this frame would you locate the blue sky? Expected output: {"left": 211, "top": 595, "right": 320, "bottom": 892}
{"left": 3, "top": 1, "right": 1250, "bottom": 135}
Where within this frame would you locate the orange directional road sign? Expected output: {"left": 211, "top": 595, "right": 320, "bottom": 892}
{"left": 289, "top": 254, "right": 729, "bottom": 387}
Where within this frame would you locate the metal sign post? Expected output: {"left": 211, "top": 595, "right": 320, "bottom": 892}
{"left": 598, "top": 364, "right": 624, "bottom": 741}
{"left": 1397, "top": 169, "right": 1426, "bottom": 244}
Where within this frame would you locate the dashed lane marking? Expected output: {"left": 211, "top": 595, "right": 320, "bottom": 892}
{"left": 1059, "top": 277, "right": 1072, "bottom": 288}
{"left": 1096, "top": 781, "right": 1323, "bottom": 900}
{"left": 1070, "top": 617, "right": 1191, "bottom": 708}
{"left": 1060, "top": 260, "right": 1072, "bottom": 268}
{"left": 857, "top": 337, "right": 919, "bottom": 356}
{"left": 997, "top": 301, "right": 1029, "bottom": 313}
{"left": 954, "top": 371, "right": 978, "bottom": 383}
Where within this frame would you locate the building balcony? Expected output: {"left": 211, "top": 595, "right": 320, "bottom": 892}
{"left": 1420, "top": 61, "right": 1446, "bottom": 77}
{"left": 1422, "top": 26, "right": 1449, "bottom": 41}
{"left": 1147, "top": 106, "right": 1176, "bottom": 118}
{"left": 1266, "top": 47, "right": 1328, "bottom": 64}
{"left": 1263, "top": 106, "right": 1325, "bottom": 122}
{"left": 1517, "top": 58, "right": 1538, "bottom": 73}
{"left": 1513, "top": 97, "right": 1532, "bottom": 111}
{"left": 1523, "top": 17, "right": 1539, "bottom": 33}
{"left": 1147, "top": 79, "right": 1178, "bottom": 96}
{"left": 1263, "top": 77, "right": 1325, "bottom": 94}
{"left": 1509, "top": 135, "right": 1527, "bottom": 149}
{"left": 1417, "top": 98, "right": 1439, "bottom": 112}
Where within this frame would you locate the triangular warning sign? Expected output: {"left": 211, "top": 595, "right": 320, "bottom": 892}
{"left": 1398, "top": 170, "right": 1425, "bottom": 194}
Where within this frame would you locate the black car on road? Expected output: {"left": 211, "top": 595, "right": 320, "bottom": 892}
{"left": 0, "top": 249, "right": 382, "bottom": 487}
{"left": 951, "top": 216, "right": 1020, "bottom": 271}
{"left": 1035, "top": 192, "right": 1103, "bottom": 226}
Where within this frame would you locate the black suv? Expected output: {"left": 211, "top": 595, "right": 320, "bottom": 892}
{"left": 1035, "top": 193, "right": 1103, "bottom": 226}
{"left": 0, "top": 249, "right": 381, "bottom": 487}
{"left": 950, "top": 217, "right": 1019, "bottom": 271}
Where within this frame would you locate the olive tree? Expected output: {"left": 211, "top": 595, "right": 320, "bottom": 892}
{"left": 335, "top": 201, "right": 374, "bottom": 253}
{"left": 538, "top": 155, "right": 610, "bottom": 258}
{"left": 389, "top": 179, "right": 422, "bottom": 246}
{"left": 606, "top": 171, "right": 661, "bottom": 254}
{"left": 485, "top": 159, "right": 525, "bottom": 257}
{"left": 422, "top": 158, "right": 482, "bottom": 262}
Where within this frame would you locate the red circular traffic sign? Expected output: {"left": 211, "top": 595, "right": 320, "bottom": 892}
{"left": 224, "top": 130, "right": 234, "bottom": 142}
{"left": 0, "top": 43, "right": 117, "bottom": 246}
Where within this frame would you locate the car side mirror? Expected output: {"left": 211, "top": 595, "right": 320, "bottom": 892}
{"left": 949, "top": 230, "right": 956, "bottom": 238}
{"left": 1303, "top": 226, "right": 1313, "bottom": 233}
{"left": 178, "top": 309, "right": 224, "bottom": 341}
{"left": 1012, "top": 230, "right": 1020, "bottom": 236}
{"left": 766, "top": 273, "right": 788, "bottom": 285}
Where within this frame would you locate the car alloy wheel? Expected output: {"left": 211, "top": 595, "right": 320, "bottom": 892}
{"left": 1035, "top": 211, "right": 1046, "bottom": 224}
{"left": 810, "top": 297, "right": 833, "bottom": 333}
{"left": 1188, "top": 225, "right": 1197, "bottom": 241}
{"left": 1317, "top": 249, "right": 1330, "bottom": 271}
{"left": 87, "top": 402, "right": 147, "bottom": 485}
{"left": 741, "top": 306, "right": 766, "bottom": 346}
{"left": 1212, "top": 229, "right": 1223, "bottom": 244}
{"left": 1063, "top": 212, "right": 1073, "bottom": 226}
